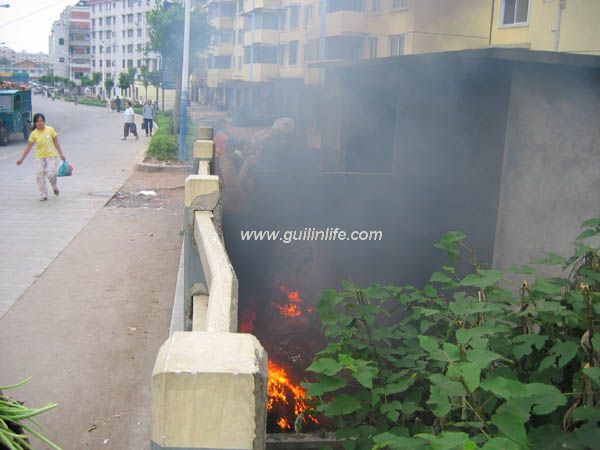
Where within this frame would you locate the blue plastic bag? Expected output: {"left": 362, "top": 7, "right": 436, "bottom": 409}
{"left": 57, "top": 160, "right": 73, "bottom": 177}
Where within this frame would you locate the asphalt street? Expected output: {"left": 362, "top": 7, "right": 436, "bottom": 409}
{"left": 0, "top": 96, "right": 146, "bottom": 317}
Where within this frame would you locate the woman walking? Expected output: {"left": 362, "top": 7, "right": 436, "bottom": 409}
{"left": 122, "top": 101, "right": 139, "bottom": 140}
{"left": 16, "top": 113, "right": 67, "bottom": 201}
{"left": 142, "top": 99, "right": 156, "bottom": 137}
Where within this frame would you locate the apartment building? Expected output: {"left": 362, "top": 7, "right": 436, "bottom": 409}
{"left": 49, "top": 1, "right": 91, "bottom": 80}
{"left": 89, "top": 0, "right": 162, "bottom": 97}
{"left": 201, "top": 0, "right": 600, "bottom": 113}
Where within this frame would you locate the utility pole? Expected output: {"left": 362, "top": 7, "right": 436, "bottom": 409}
{"left": 553, "top": 0, "right": 566, "bottom": 52}
{"left": 178, "top": 0, "right": 191, "bottom": 161}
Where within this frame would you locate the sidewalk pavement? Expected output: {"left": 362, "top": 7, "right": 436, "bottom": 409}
{"left": 0, "top": 169, "right": 187, "bottom": 450}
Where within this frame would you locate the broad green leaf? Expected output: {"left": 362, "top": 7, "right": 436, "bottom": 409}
{"left": 301, "top": 374, "right": 346, "bottom": 397}
{"left": 380, "top": 400, "right": 402, "bottom": 422}
{"left": 550, "top": 340, "right": 579, "bottom": 368}
{"left": 456, "top": 326, "right": 493, "bottom": 347}
{"left": 466, "top": 348, "right": 504, "bottom": 369}
{"left": 526, "top": 383, "right": 566, "bottom": 415}
{"left": 447, "top": 362, "right": 481, "bottom": 393}
{"left": 532, "top": 278, "right": 563, "bottom": 296}
{"left": 373, "top": 433, "right": 427, "bottom": 450}
{"left": 481, "top": 437, "right": 522, "bottom": 450}
{"left": 506, "top": 264, "right": 536, "bottom": 275}
{"left": 430, "top": 272, "right": 454, "bottom": 284}
{"left": 427, "top": 385, "right": 451, "bottom": 417}
{"left": 429, "top": 374, "right": 466, "bottom": 397}
{"left": 583, "top": 367, "right": 600, "bottom": 387}
{"left": 434, "top": 231, "right": 467, "bottom": 260}
{"left": 512, "top": 334, "right": 547, "bottom": 359}
{"left": 419, "top": 335, "right": 448, "bottom": 362}
{"left": 354, "top": 364, "right": 378, "bottom": 389}
{"left": 306, "top": 357, "right": 345, "bottom": 376}
{"left": 491, "top": 402, "right": 529, "bottom": 447}
{"left": 576, "top": 229, "right": 598, "bottom": 241}
{"left": 533, "top": 252, "right": 566, "bottom": 266}
{"left": 480, "top": 376, "right": 529, "bottom": 400}
{"left": 460, "top": 270, "right": 503, "bottom": 289}
{"left": 384, "top": 378, "right": 414, "bottom": 395}
{"left": 322, "top": 394, "right": 362, "bottom": 416}
{"left": 581, "top": 217, "right": 600, "bottom": 228}
{"left": 415, "top": 431, "right": 472, "bottom": 450}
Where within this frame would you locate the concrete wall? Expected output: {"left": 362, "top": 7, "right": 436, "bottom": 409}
{"left": 492, "top": 62, "right": 600, "bottom": 268}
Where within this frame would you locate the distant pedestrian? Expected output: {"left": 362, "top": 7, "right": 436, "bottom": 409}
{"left": 122, "top": 101, "right": 138, "bottom": 140}
{"left": 16, "top": 113, "right": 67, "bottom": 201}
{"left": 142, "top": 99, "right": 156, "bottom": 137}
{"left": 115, "top": 96, "right": 122, "bottom": 113}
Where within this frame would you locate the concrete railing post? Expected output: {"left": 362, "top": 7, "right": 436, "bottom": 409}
{"left": 152, "top": 126, "right": 268, "bottom": 450}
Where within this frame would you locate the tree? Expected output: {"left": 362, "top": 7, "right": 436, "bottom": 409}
{"left": 140, "top": 65, "right": 150, "bottom": 101}
{"left": 80, "top": 75, "right": 93, "bottom": 87}
{"left": 147, "top": 4, "right": 211, "bottom": 130}
{"left": 118, "top": 72, "right": 130, "bottom": 96}
{"left": 91, "top": 72, "right": 102, "bottom": 94}
{"left": 127, "top": 66, "right": 137, "bottom": 99}
{"left": 104, "top": 77, "right": 114, "bottom": 97}
{"left": 148, "top": 70, "right": 161, "bottom": 107}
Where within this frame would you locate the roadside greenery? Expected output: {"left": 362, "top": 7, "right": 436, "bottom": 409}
{"left": 304, "top": 219, "right": 600, "bottom": 449}
{"left": 146, "top": 110, "right": 178, "bottom": 161}
{"left": 0, "top": 378, "right": 61, "bottom": 450}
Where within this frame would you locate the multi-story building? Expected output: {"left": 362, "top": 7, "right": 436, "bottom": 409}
{"left": 49, "top": 1, "right": 91, "bottom": 80}
{"left": 201, "top": 0, "right": 600, "bottom": 113}
{"left": 89, "top": 0, "right": 162, "bottom": 98}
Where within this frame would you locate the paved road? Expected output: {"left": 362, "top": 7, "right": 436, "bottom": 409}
{"left": 0, "top": 96, "right": 146, "bottom": 317}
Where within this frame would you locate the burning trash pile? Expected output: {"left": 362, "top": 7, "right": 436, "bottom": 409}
{"left": 239, "top": 283, "right": 321, "bottom": 432}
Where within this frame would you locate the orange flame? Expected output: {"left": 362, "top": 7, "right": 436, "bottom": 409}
{"left": 274, "top": 303, "right": 302, "bottom": 317}
{"left": 239, "top": 310, "right": 256, "bottom": 333}
{"left": 276, "top": 417, "right": 291, "bottom": 430}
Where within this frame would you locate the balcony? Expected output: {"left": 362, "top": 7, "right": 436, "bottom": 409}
{"left": 243, "top": 63, "right": 278, "bottom": 82}
{"left": 242, "top": 0, "right": 281, "bottom": 13}
{"left": 279, "top": 65, "right": 304, "bottom": 79}
{"left": 243, "top": 29, "right": 279, "bottom": 46}
{"left": 207, "top": 68, "right": 232, "bottom": 88}
{"left": 326, "top": 11, "right": 367, "bottom": 36}
{"left": 212, "top": 41, "right": 235, "bottom": 56}
{"left": 211, "top": 16, "right": 234, "bottom": 29}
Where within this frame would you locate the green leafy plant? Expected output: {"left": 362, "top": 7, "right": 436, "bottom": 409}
{"left": 0, "top": 378, "right": 62, "bottom": 450}
{"left": 303, "top": 218, "right": 600, "bottom": 449}
{"left": 146, "top": 134, "right": 178, "bottom": 161}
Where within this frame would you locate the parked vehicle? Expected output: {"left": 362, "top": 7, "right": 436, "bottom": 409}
{"left": 0, "top": 88, "right": 32, "bottom": 145}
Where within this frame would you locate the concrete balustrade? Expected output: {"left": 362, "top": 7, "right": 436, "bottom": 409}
{"left": 151, "top": 127, "right": 268, "bottom": 450}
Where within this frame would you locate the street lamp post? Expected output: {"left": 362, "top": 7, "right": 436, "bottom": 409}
{"left": 178, "top": 0, "right": 191, "bottom": 161}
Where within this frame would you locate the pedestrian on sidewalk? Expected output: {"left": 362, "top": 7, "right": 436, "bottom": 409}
{"left": 115, "top": 96, "right": 122, "bottom": 113}
{"left": 16, "top": 113, "right": 67, "bottom": 201}
{"left": 122, "top": 101, "right": 139, "bottom": 140}
{"left": 142, "top": 99, "right": 156, "bottom": 137}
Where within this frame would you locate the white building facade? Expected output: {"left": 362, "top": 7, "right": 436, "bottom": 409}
{"left": 90, "top": 0, "right": 162, "bottom": 97}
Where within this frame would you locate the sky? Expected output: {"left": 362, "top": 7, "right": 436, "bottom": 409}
{"left": 0, "top": 0, "right": 80, "bottom": 54}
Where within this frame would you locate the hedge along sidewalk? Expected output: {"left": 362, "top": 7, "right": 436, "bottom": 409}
{"left": 139, "top": 112, "right": 193, "bottom": 172}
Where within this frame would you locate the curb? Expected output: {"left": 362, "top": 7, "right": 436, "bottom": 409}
{"left": 137, "top": 161, "right": 193, "bottom": 173}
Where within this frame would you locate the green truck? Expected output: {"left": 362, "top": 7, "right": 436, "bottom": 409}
{"left": 0, "top": 89, "right": 32, "bottom": 145}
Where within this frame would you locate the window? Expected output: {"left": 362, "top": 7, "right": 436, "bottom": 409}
{"left": 237, "top": 56, "right": 243, "bottom": 70}
{"left": 128, "top": 44, "right": 134, "bottom": 53}
{"left": 99, "top": 18, "right": 103, "bottom": 26}
{"left": 237, "top": 0, "right": 243, "bottom": 14}
{"left": 137, "top": 13, "right": 142, "bottom": 23}
{"left": 128, "top": 29, "right": 134, "bottom": 37}
{"left": 92, "top": 19, "right": 95, "bottom": 27}
{"left": 367, "top": 36, "right": 377, "bottom": 58}
{"left": 137, "top": 28, "right": 143, "bottom": 37}
{"left": 128, "top": 14, "right": 134, "bottom": 23}
{"left": 106, "top": 59, "right": 111, "bottom": 67}
{"left": 289, "top": 6, "right": 299, "bottom": 30}
{"left": 137, "top": 43, "right": 143, "bottom": 52}
{"left": 107, "top": 46, "right": 111, "bottom": 53}
{"left": 92, "top": 46, "right": 96, "bottom": 54}
{"left": 127, "top": 59, "right": 133, "bottom": 68}
{"left": 59, "top": 57, "right": 65, "bottom": 63}
{"left": 288, "top": 41, "right": 298, "bottom": 65}
{"left": 389, "top": 34, "right": 405, "bottom": 56}
{"left": 277, "top": 45, "right": 285, "bottom": 64}
{"left": 236, "top": 29, "right": 242, "bottom": 45}
{"left": 137, "top": 60, "right": 142, "bottom": 68}
{"left": 99, "top": 45, "right": 104, "bottom": 53}
{"left": 304, "top": 5, "right": 312, "bottom": 28}
{"left": 99, "top": 59, "right": 103, "bottom": 67}
{"left": 501, "top": 0, "right": 529, "bottom": 26}
{"left": 391, "top": 0, "right": 408, "bottom": 10}
{"left": 92, "top": 59, "right": 96, "bottom": 67}
{"left": 122, "top": 59, "right": 125, "bottom": 68}
{"left": 328, "top": 0, "right": 364, "bottom": 13}
{"left": 371, "top": 0, "right": 380, "bottom": 13}
{"left": 59, "top": 38, "right": 65, "bottom": 45}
